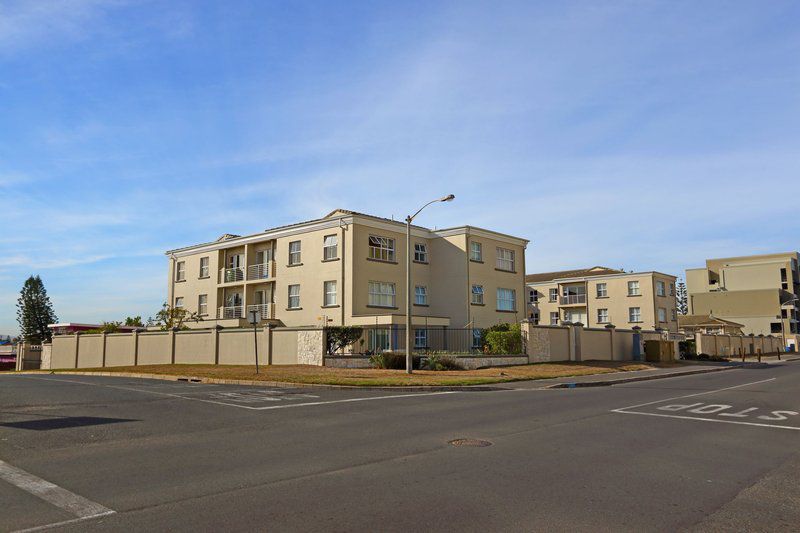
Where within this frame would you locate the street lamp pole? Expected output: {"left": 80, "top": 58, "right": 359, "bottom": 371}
{"left": 405, "top": 194, "right": 455, "bottom": 374}
{"left": 780, "top": 296, "right": 799, "bottom": 353}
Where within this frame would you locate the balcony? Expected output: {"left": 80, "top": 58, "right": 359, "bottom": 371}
{"left": 247, "top": 262, "right": 272, "bottom": 281}
{"left": 246, "top": 303, "right": 273, "bottom": 320}
{"left": 220, "top": 267, "right": 245, "bottom": 284}
{"left": 560, "top": 294, "right": 587, "bottom": 305}
{"left": 217, "top": 306, "right": 244, "bottom": 319}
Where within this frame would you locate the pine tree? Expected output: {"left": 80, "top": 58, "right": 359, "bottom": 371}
{"left": 676, "top": 280, "right": 688, "bottom": 315}
{"left": 16, "top": 275, "right": 58, "bottom": 343}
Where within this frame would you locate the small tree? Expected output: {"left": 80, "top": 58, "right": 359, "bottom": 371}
{"left": 124, "top": 316, "right": 144, "bottom": 327}
{"left": 16, "top": 275, "right": 58, "bottom": 343}
{"left": 147, "top": 303, "right": 202, "bottom": 331}
{"left": 676, "top": 281, "right": 688, "bottom": 315}
{"left": 326, "top": 326, "right": 364, "bottom": 355}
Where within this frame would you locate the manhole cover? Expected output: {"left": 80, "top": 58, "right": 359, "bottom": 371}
{"left": 449, "top": 438, "right": 492, "bottom": 447}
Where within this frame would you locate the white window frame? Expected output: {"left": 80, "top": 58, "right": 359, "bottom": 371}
{"left": 628, "top": 281, "right": 640, "bottom": 296}
{"left": 413, "top": 243, "right": 428, "bottom": 263}
{"left": 368, "top": 281, "right": 396, "bottom": 308}
{"left": 669, "top": 282, "right": 675, "bottom": 296}
{"left": 414, "top": 285, "right": 428, "bottom": 306}
{"left": 629, "top": 307, "right": 641, "bottom": 323}
{"left": 174, "top": 296, "right": 184, "bottom": 308}
{"left": 323, "top": 235, "right": 338, "bottom": 261}
{"left": 549, "top": 288, "right": 558, "bottom": 302}
{"left": 288, "top": 241, "right": 302, "bottom": 265}
{"left": 471, "top": 284, "right": 484, "bottom": 305}
{"left": 550, "top": 312, "right": 559, "bottom": 325}
{"left": 199, "top": 257, "right": 209, "bottom": 278}
{"left": 656, "top": 280, "right": 666, "bottom": 297}
{"left": 472, "top": 328, "right": 482, "bottom": 348}
{"left": 597, "top": 308, "right": 609, "bottom": 324}
{"left": 288, "top": 284, "right": 301, "bottom": 309}
{"left": 658, "top": 307, "right": 667, "bottom": 323}
{"left": 596, "top": 283, "right": 607, "bottom": 298}
{"left": 198, "top": 294, "right": 208, "bottom": 316}
{"left": 497, "top": 288, "right": 516, "bottom": 312}
{"left": 496, "top": 247, "right": 515, "bottom": 272}
{"left": 368, "top": 235, "right": 395, "bottom": 262}
{"left": 176, "top": 261, "right": 186, "bottom": 282}
{"left": 414, "top": 329, "right": 428, "bottom": 349}
{"left": 470, "top": 241, "right": 483, "bottom": 262}
{"left": 324, "top": 280, "right": 337, "bottom": 306}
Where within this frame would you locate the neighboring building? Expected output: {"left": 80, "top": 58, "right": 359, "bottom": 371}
{"left": 678, "top": 315, "right": 744, "bottom": 336}
{"left": 526, "top": 266, "right": 678, "bottom": 331}
{"left": 165, "top": 209, "right": 528, "bottom": 349}
{"left": 48, "top": 323, "right": 140, "bottom": 335}
{"left": 686, "top": 252, "right": 800, "bottom": 349}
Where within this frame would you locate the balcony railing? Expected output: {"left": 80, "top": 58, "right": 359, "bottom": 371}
{"left": 246, "top": 303, "right": 272, "bottom": 320}
{"left": 218, "top": 306, "right": 244, "bottom": 319}
{"left": 220, "top": 267, "right": 245, "bottom": 283}
{"left": 560, "top": 294, "right": 587, "bottom": 305}
{"left": 247, "top": 262, "right": 272, "bottom": 281}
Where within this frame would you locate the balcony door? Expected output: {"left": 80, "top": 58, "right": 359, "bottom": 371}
{"left": 228, "top": 254, "right": 244, "bottom": 269}
{"left": 225, "top": 291, "right": 242, "bottom": 308}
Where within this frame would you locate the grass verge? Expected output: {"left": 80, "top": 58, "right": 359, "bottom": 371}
{"left": 33, "top": 361, "right": 665, "bottom": 387}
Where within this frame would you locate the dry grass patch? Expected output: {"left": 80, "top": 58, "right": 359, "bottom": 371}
{"left": 47, "top": 361, "right": 659, "bottom": 387}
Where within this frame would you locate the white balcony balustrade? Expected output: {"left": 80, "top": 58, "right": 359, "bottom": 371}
{"left": 560, "top": 294, "right": 587, "bottom": 305}
{"left": 218, "top": 306, "right": 244, "bottom": 319}
{"left": 246, "top": 303, "right": 272, "bottom": 320}
{"left": 220, "top": 267, "right": 245, "bottom": 283}
{"left": 247, "top": 263, "right": 272, "bottom": 281}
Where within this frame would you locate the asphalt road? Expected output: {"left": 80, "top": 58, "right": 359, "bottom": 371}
{"left": 1, "top": 363, "right": 799, "bottom": 532}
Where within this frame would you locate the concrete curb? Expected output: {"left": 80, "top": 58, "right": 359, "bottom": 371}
{"left": 546, "top": 365, "right": 741, "bottom": 389}
{"left": 22, "top": 371, "right": 508, "bottom": 392}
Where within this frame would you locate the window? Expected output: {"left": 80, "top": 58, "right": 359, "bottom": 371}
{"left": 549, "top": 288, "right": 558, "bottom": 302}
{"left": 658, "top": 307, "right": 667, "bottom": 322}
{"left": 528, "top": 290, "right": 536, "bottom": 304}
{"left": 323, "top": 235, "right": 338, "bottom": 260}
{"left": 596, "top": 283, "right": 607, "bottom": 298}
{"left": 198, "top": 294, "right": 208, "bottom": 315}
{"left": 413, "top": 243, "right": 428, "bottom": 263}
{"left": 671, "top": 308, "right": 677, "bottom": 321}
{"left": 255, "top": 249, "right": 272, "bottom": 264}
{"left": 656, "top": 280, "right": 666, "bottom": 297}
{"left": 415, "top": 285, "right": 428, "bottom": 305}
{"left": 288, "top": 241, "right": 301, "bottom": 265}
{"left": 470, "top": 241, "right": 483, "bottom": 262}
{"left": 550, "top": 312, "right": 559, "bottom": 325}
{"left": 597, "top": 308, "right": 609, "bottom": 323}
{"left": 471, "top": 284, "right": 484, "bottom": 305}
{"left": 174, "top": 296, "right": 184, "bottom": 308}
{"left": 288, "top": 284, "right": 301, "bottom": 309}
{"left": 175, "top": 261, "right": 186, "bottom": 281}
{"left": 368, "top": 235, "right": 395, "bottom": 262}
{"left": 368, "top": 328, "right": 391, "bottom": 352}
{"left": 472, "top": 328, "right": 482, "bottom": 348}
{"left": 496, "top": 247, "right": 515, "bottom": 271}
{"left": 414, "top": 329, "right": 428, "bottom": 349}
{"left": 368, "top": 281, "right": 396, "bottom": 307}
{"left": 324, "top": 281, "right": 337, "bottom": 306}
{"left": 771, "top": 322, "right": 782, "bottom": 334}
{"left": 628, "top": 281, "right": 640, "bottom": 296}
{"left": 629, "top": 307, "right": 641, "bottom": 323}
{"left": 497, "top": 288, "right": 516, "bottom": 311}
{"left": 669, "top": 282, "right": 675, "bottom": 296}
{"left": 199, "top": 257, "right": 209, "bottom": 278}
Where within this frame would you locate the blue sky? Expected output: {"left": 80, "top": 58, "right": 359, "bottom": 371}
{"left": 1, "top": 0, "right": 799, "bottom": 334}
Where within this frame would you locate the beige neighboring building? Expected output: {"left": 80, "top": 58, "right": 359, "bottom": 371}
{"left": 526, "top": 267, "right": 678, "bottom": 331}
{"left": 165, "top": 209, "right": 528, "bottom": 349}
{"left": 686, "top": 252, "right": 800, "bottom": 349}
{"left": 678, "top": 315, "right": 744, "bottom": 336}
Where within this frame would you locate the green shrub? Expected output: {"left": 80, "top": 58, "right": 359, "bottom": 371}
{"left": 369, "top": 351, "right": 421, "bottom": 370}
{"left": 326, "top": 326, "right": 363, "bottom": 355}
{"left": 483, "top": 323, "right": 523, "bottom": 354}
{"left": 421, "top": 354, "right": 464, "bottom": 371}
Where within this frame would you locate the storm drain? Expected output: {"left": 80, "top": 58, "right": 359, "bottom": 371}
{"left": 449, "top": 438, "right": 492, "bottom": 448}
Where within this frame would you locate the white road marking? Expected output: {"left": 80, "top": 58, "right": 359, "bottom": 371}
{"left": 613, "top": 410, "right": 800, "bottom": 431}
{"left": 612, "top": 377, "right": 776, "bottom": 411}
{"left": 14, "top": 375, "right": 458, "bottom": 410}
{"left": 0, "top": 459, "right": 114, "bottom": 531}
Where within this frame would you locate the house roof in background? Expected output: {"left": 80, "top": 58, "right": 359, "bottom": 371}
{"left": 677, "top": 315, "right": 745, "bottom": 328}
{"left": 525, "top": 266, "right": 625, "bottom": 284}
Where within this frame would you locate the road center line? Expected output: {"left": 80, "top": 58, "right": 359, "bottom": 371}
{"left": 0, "top": 459, "right": 114, "bottom": 526}
{"left": 613, "top": 410, "right": 800, "bottom": 431}
{"left": 612, "top": 377, "right": 776, "bottom": 412}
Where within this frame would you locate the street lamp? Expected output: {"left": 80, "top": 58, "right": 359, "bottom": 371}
{"left": 405, "top": 194, "right": 455, "bottom": 374}
{"left": 779, "top": 296, "right": 799, "bottom": 353}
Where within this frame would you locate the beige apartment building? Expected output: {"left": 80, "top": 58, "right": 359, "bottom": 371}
{"left": 686, "top": 252, "right": 800, "bottom": 349}
{"left": 165, "top": 209, "right": 528, "bottom": 348}
{"left": 526, "top": 267, "right": 678, "bottom": 332}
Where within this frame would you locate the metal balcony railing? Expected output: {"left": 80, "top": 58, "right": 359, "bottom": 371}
{"left": 218, "top": 306, "right": 244, "bottom": 319}
{"left": 247, "top": 263, "right": 271, "bottom": 281}
{"left": 246, "top": 304, "right": 271, "bottom": 320}
{"left": 560, "top": 294, "right": 587, "bottom": 305}
{"left": 221, "top": 267, "right": 245, "bottom": 283}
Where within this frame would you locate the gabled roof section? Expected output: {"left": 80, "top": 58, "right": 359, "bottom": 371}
{"left": 677, "top": 315, "right": 745, "bottom": 328}
{"left": 525, "top": 266, "right": 624, "bottom": 284}
{"left": 216, "top": 234, "right": 241, "bottom": 242}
